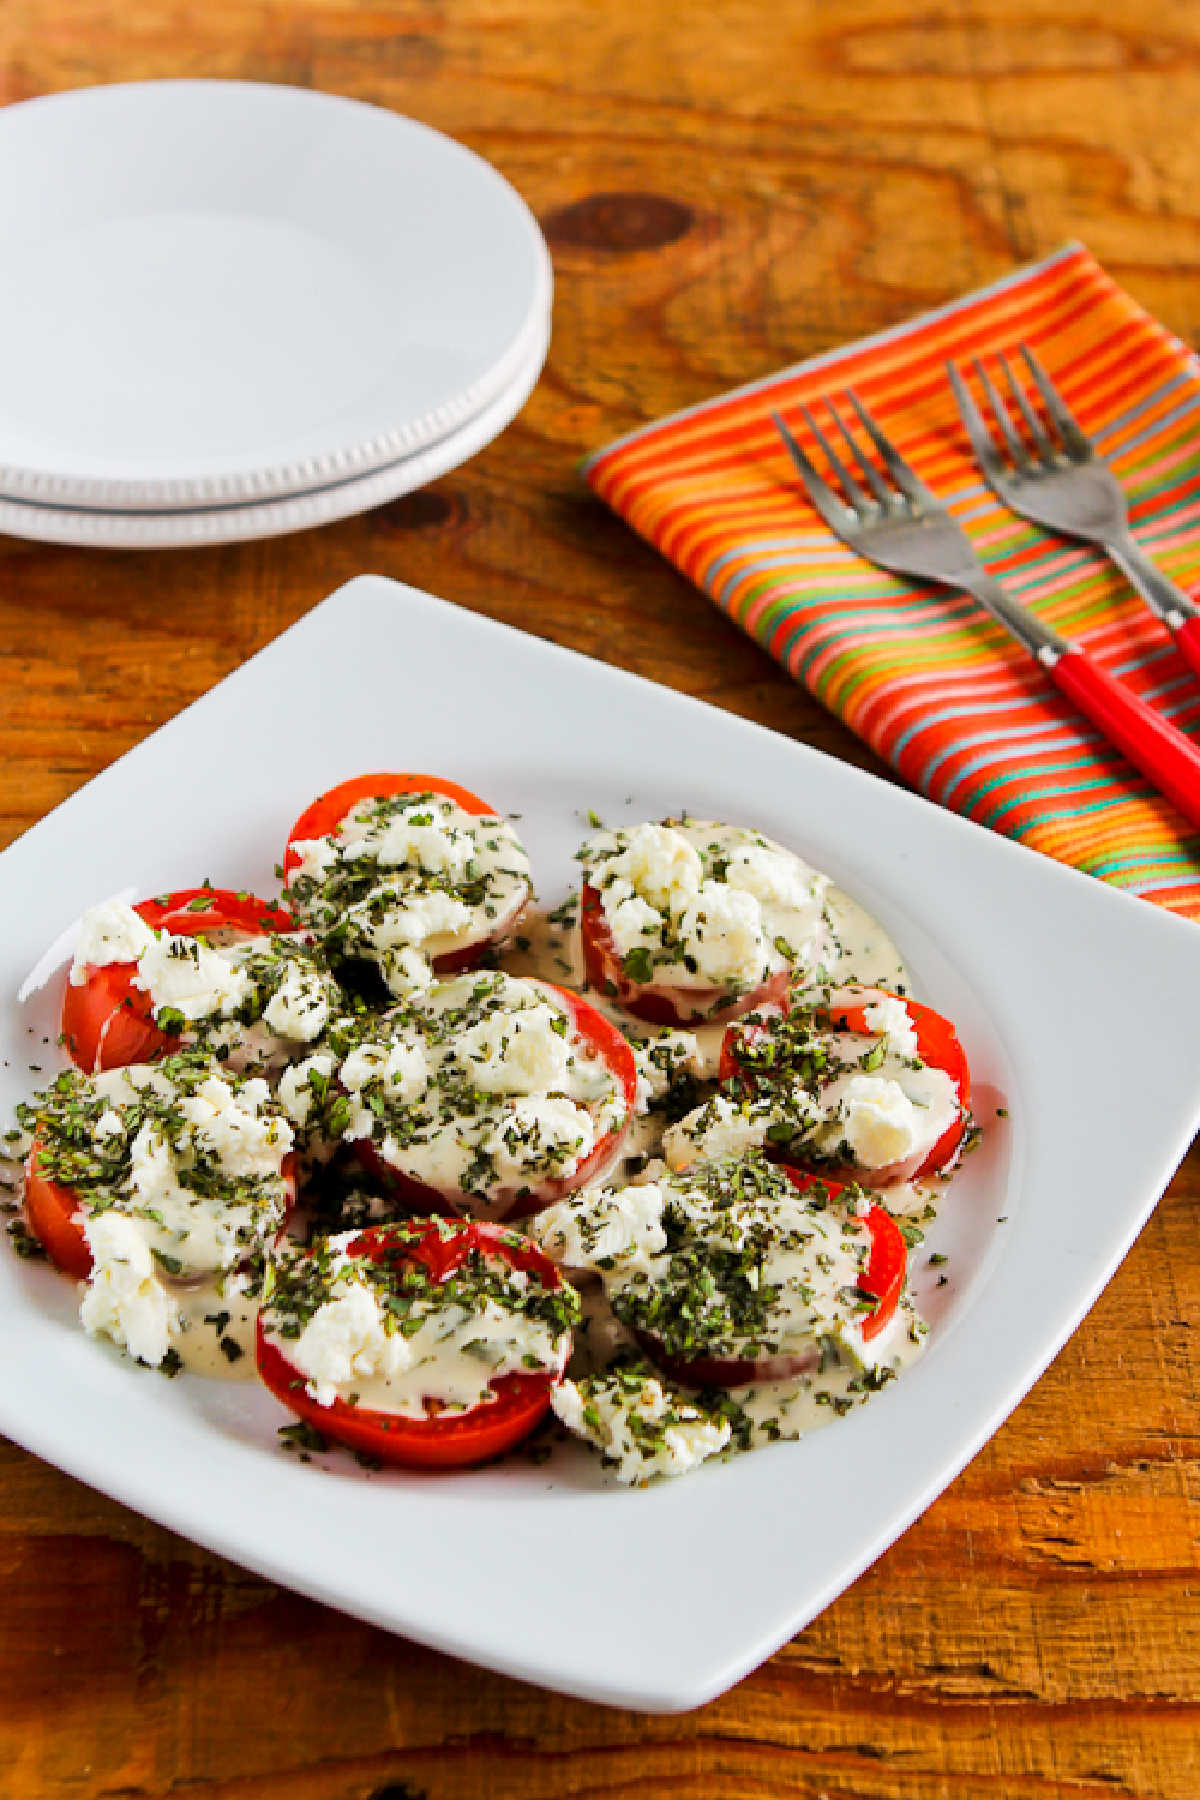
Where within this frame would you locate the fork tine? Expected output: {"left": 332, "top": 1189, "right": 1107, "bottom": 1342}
{"left": 975, "top": 358, "right": 1030, "bottom": 468}
{"left": 946, "top": 361, "right": 1008, "bottom": 483}
{"left": 949, "top": 361, "right": 1007, "bottom": 486}
{"left": 798, "top": 402, "right": 870, "bottom": 513}
{"left": 998, "top": 351, "right": 1055, "bottom": 462}
{"left": 844, "top": 389, "right": 934, "bottom": 507}
{"left": 825, "top": 397, "right": 894, "bottom": 509}
{"left": 1019, "top": 344, "right": 1092, "bottom": 460}
{"left": 771, "top": 411, "right": 854, "bottom": 535}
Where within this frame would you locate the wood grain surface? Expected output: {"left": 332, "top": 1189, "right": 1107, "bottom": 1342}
{"left": 1, "top": 2, "right": 1198, "bottom": 1794}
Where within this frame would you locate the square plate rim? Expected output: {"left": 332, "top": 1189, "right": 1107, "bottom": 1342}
{"left": 1, "top": 572, "right": 1197, "bottom": 1713}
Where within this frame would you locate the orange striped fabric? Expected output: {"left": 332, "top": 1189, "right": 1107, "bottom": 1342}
{"left": 584, "top": 245, "right": 1200, "bottom": 919}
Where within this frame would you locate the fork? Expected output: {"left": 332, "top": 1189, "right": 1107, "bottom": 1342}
{"left": 948, "top": 345, "right": 1200, "bottom": 682}
{"left": 772, "top": 394, "right": 1200, "bottom": 829}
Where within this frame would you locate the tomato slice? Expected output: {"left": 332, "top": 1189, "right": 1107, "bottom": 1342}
{"left": 817, "top": 989, "right": 971, "bottom": 1179}
{"left": 721, "top": 986, "right": 971, "bottom": 1181}
{"left": 24, "top": 1132, "right": 297, "bottom": 1279}
{"left": 24, "top": 1133, "right": 94, "bottom": 1278}
{"left": 356, "top": 978, "right": 639, "bottom": 1223}
{"left": 643, "top": 1169, "right": 907, "bottom": 1387}
{"left": 282, "top": 773, "right": 530, "bottom": 974}
{"left": 579, "top": 881, "right": 792, "bottom": 1027}
{"left": 255, "top": 1219, "right": 569, "bottom": 1468}
{"left": 62, "top": 887, "right": 295, "bottom": 1075}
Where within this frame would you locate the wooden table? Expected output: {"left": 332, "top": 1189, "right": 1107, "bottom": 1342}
{"left": 1, "top": 3, "right": 1197, "bottom": 1794}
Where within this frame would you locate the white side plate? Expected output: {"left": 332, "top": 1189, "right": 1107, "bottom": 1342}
{"left": 0, "top": 83, "right": 551, "bottom": 507}
{"left": 0, "top": 320, "right": 547, "bottom": 548}
{"left": 1, "top": 577, "right": 1197, "bottom": 1711}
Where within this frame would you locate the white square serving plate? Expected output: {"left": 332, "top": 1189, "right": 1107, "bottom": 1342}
{"left": 2, "top": 575, "right": 1198, "bottom": 1712}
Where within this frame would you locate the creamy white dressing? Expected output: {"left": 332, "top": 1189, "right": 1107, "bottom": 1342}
{"left": 732, "top": 1297, "right": 927, "bottom": 1447}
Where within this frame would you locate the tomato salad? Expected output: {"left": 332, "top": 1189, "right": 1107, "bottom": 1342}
{"left": 3, "top": 777, "right": 975, "bottom": 1484}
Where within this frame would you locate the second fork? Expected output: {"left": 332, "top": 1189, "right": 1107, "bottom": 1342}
{"left": 773, "top": 394, "right": 1200, "bottom": 830}
{"left": 948, "top": 345, "right": 1200, "bottom": 682}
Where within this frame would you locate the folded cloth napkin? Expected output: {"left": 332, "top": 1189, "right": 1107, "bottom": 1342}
{"left": 584, "top": 244, "right": 1200, "bottom": 921}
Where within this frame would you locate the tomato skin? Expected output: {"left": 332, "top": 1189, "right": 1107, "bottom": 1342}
{"left": 255, "top": 1220, "right": 569, "bottom": 1468}
{"left": 24, "top": 1135, "right": 93, "bottom": 1278}
{"left": 721, "top": 987, "right": 971, "bottom": 1182}
{"left": 820, "top": 993, "right": 971, "bottom": 1179}
{"left": 282, "top": 773, "right": 531, "bottom": 973}
{"left": 23, "top": 1135, "right": 298, "bottom": 1280}
{"left": 640, "top": 1169, "right": 907, "bottom": 1387}
{"left": 355, "top": 979, "right": 638, "bottom": 1222}
{"left": 580, "top": 882, "right": 791, "bottom": 1027}
{"left": 62, "top": 887, "right": 295, "bottom": 1075}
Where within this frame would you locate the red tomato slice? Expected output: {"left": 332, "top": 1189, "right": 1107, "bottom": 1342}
{"left": 282, "top": 773, "right": 530, "bottom": 973}
{"left": 357, "top": 979, "right": 639, "bottom": 1223}
{"left": 255, "top": 1219, "right": 568, "bottom": 1468}
{"left": 24, "top": 1133, "right": 297, "bottom": 1279}
{"left": 644, "top": 1169, "right": 907, "bottom": 1388}
{"left": 579, "top": 881, "right": 792, "bottom": 1027}
{"left": 62, "top": 887, "right": 295, "bottom": 1074}
{"left": 721, "top": 987, "right": 971, "bottom": 1182}
{"left": 817, "top": 988, "right": 971, "bottom": 1180}
{"left": 24, "top": 1133, "right": 94, "bottom": 1278}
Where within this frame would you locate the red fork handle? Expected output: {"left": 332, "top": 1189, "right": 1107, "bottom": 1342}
{"left": 1051, "top": 649, "right": 1200, "bottom": 829}
{"left": 1174, "top": 616, "right": 1200, "bottom": 685}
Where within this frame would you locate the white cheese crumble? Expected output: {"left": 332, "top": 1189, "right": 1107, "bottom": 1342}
{"left": 631, "top": 1030, "right": 702, "bottom": 1113}
{"left": 70, "top": 900, "right": 155, "bottom": 980}
{"left": 68, "top": 1061, "right": 295, "bottom": 1282}
{"left": 456, "top": 1002, "right": 573, "bottom": 1096}
{"left": 580, "top": 819, "right": 830, "bottom": 998}
{"left": 861, "top": 995, "right": 920, "bottom": 1058}
{"left": 79, "top": 1210, "right": 179, "bottom": 1367}
{"left": 675, "top": 880, "right": 766, "bottom": 987}
{"left": 260, "top": 963, "right": 332, "bottom": 1043}
{"left": 534, "top": 1180, "right": 667, "bottom": 1274}
{"left": 278, "top": 1051, "right": 337, "bottom": 1131}
{"left": 836, "top": 1074, "right": 926, "bottom": 1167}
{"left": 661, "top": 1094, "right": 772, "bottom": 1170}
{"left": 134, "top": 933, "right": 252, "bottom": 1023}
{"left": 481, "top": 1096, "right": 596, "bottom": 1184}
{"left": 551, "top": 1374, "right": 730, "bottom": 1484}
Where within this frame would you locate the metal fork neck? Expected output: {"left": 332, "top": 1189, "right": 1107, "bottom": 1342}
{"left": 1105, "top": 530, "right": 1200, "bottom": 629}
{"left": 956, "top": 569, "right": 1072, "bottom": 664}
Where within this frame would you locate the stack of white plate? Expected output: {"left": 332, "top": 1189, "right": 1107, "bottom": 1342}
{"left": 0, "top": 82, "right": 552, "bottom": 548}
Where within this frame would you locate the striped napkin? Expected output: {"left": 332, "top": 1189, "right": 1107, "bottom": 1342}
{"left": 584, "top": 244, "right": 1200, "bottom": 920}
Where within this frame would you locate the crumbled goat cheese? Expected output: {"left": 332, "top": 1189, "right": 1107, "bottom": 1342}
{"left": 674, "top": 880, "right": 766, "bottom": 987}
{"left": 70, "top": 900, "right": 155, "bottom": 981}
{"left": 79, "top": 1210, "right": 179, "bottom": 1367}
{"left": 861, "top": 995, "right": 920, "bottom": 1058}
{"left": 552, "top": 1374, "right": 731, "bottom": 1484}
{"left": 834, "top": 1074, "right": 924, "bottom": 1167}
{"left": 601, "top": 823, "right": 703, "bottom": 911}
{"left": 135, "top": 934, "right": 252, "bottom": 1023}
{"left": 261, "top": 964, "right": 333, "bottom": 1042}
{"left": 455, "top": 1002, "right": 574, "bottom": 1096}
{"left": 278, "top": 1051, "right": 337, "bottom": 1130}
{"left": 481, "top": 1096, "right": 596, "bottom": 1182}
{"left": 661, "top": 1095, "right": 771, "bottom": 1170}
{"left": 535, "top": 1181, "right": 668, "bottom": 1274}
